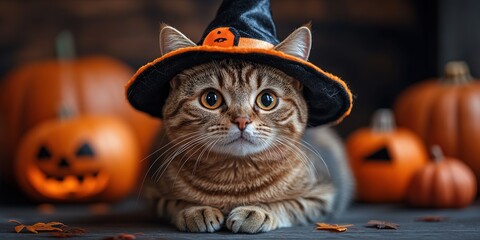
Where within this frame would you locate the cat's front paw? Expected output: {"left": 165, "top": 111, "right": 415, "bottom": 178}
{"left": 226, "top": 206, "right": 276, "bottom": 233}
{"left": 176, "top": 206, "right": 224, "bottom": 232}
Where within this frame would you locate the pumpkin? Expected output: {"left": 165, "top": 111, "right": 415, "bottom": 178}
{"left": 346, "top": 109, "right": 428, "bottom": 202}
{"left": 203, "top": 27, "right": 237, "bottom": 47}
{"left": 394, "top": 61, "right": 480, "bottom": 190}
{"left": 15, "top": 115, "right": 140, "bottom": 202}
{"left": 0, "top": 32, "right": 160, "bottom": 182}
{"left": 407, "top": 146, "right": 477, "bottom": 208}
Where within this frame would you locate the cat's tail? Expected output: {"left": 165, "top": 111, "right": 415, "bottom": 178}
{"left": 302, "top": 126, "right": 355, "bottom": 217}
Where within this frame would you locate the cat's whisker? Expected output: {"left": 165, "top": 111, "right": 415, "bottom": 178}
{"left": 299, "top": 139, "right": 331, "bottom": 177}
{"left": 166, "top": 135, "right": 209, "bottom": 163}
{"left": 163, "top": 134, "right": 208, "bottom": 162}
{"left": 280, "top": 136, "right": 323, "bottom": 177}
{"left": 271, "top": 138, "right": 306, "bottom": 171}
{"left": 275, "top": 129, "right": 331, "bottom": 177}
{"left": 156, "top": 134, "right": 210, "bottom": 182}
{"left": 167, "top": 136, "right": 218, "bottom": 187}
{"left": 192, "top": 138, "right": 217, "bottom": 175}
{"left": 136, "top": 132, "right": 200, "bottom": 204}
{"left": 151, "top": 133, "right": 206, "bottom": 180}
{"left": 183, "top": 137, "right": 216, "bottom": 175}
{"left": 150, "top": 133, "right": 201, "bottom": 172}
{"left": 291, "top": 136, "right": 331, "bottom": 177}
{"left": 146, "top": 132, "right": 199, "bottom": 179}
{"left": 139, "top": 130, "right": 193, "bottom": 163}
{"left": 151, "top": 135, "right": 205, "bottom": 182}
{"left": 273, "top": 137, "right": 319, "bottom": 179}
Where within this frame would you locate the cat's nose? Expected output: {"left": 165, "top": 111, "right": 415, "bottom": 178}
{"left": 234, "top": 117, "right": 251, "bottom": 130}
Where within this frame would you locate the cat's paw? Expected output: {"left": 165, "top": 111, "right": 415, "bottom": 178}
{"left": 176, "top": 206, "right": 224, "bottom": 232}
{"left": 226, "top": 206, "right": 276, "bottom": 233}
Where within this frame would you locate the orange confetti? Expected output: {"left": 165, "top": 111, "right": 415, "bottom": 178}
{"left": 316, "top": 223, "right": 353, "bottom": 232}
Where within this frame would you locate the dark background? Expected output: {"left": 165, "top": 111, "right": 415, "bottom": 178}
{"left": 2, "top": 0, "right": 480, "bottom": 135}
{"left": 1, "top": 0, "right": 479, "bottom": 202}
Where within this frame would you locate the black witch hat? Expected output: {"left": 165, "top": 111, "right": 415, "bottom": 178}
{"left": 126, "top": 0, "right": 352, "bottom": 126}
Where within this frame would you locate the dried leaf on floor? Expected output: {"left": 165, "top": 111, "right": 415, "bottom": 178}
{"left": 103, "top": 233, "right": 145, "bottom": 240}
{"left": 316, "top": 222, "right": 353, "bottom": 232}
{"left": 365, "top": 220, "right": 399, "bottom": 230}
{"left": 415, "top": 216, "right": 448, "bottom": 222}
{"left": 8, "top": 220, "right": 65, "bottom": 233}
{"left": 51, "top": 226, "right": 88, "bottom": 238}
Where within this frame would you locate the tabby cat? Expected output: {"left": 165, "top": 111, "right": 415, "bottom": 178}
{"left": 144, "top": 25, "right": 353, "bottom": 233}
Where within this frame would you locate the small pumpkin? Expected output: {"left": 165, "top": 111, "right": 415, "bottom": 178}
{"left": 0, "top": 32, "right": 160, "bottom": 182}
{"left": 407, "top": 146, "right": 477, "bottom": 208}
{"left": 203, "top": 27, "right": 238, "bottom": 47}
{"left": 394, "top": 61, "right": 480, "bottom": 190}
{"left": 15, "top": 115, "right": 141, "bottom": 202}
{"left": 346, "top": 109, "right": 428, "bottom": 202}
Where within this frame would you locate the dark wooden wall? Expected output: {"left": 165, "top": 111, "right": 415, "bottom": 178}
{"left": 0, "top": 0, "right": 439, "bottom": 136}
{"left": 438, "top": 0, "right": 480, "bottom": 73}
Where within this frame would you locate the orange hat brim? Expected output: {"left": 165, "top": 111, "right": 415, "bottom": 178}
{"left": 126, "top": 46, "right": 352, "bottom": 126}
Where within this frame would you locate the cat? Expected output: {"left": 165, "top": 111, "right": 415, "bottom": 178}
{"left": 143, "top": 24, "right": 354, "bottom": 233}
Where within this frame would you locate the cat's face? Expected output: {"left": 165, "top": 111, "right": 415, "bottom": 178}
{"left": 163, "top": 60, "right": 308, "bottom": 157}
{"left": 159, "top": 24, "right": 312, "bottom": 158}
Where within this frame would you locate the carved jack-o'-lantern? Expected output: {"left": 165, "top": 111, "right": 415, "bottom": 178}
{"left": 0, "top": 44, "right": 160, "bottom": 183}
{"left": 15, "top": 115, "right": 140, "bottom": 202}
{"left": 346, "top": 109, "right": 428, "bottom": 203}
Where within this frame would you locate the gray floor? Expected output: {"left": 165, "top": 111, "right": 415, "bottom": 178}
{"left": 0, "top": 200, "right": 479, "bottom": 239}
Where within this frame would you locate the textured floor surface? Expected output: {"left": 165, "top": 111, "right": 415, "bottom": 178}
{"left": 0, "top": 200, "right": 479, "bottom": 239}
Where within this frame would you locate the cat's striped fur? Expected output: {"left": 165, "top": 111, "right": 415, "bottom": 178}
{"left": 144, "top": 25, "right": 353, "bottom": 233}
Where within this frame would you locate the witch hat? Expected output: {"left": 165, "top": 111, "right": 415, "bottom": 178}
{"left": 126, "top": 0, "right": 352, "bottom": 126}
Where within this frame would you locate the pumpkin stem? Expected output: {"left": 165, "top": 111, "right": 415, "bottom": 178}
{"left": 431, "top": 145, "right": 444, "bottom": 162}
{"left": 371, "top": 109, "right": 395, "bottom": 132}
{"left": 58, "top": 106, "right": 75, "bottom": 121}
{"left": 55, "top": 30, "right": 76, "bottom": 60}
{"left": 442, "top": 61, "right": 472, "bottom": 85}
{"left": 55, "top": 30, "right": 79, "bottom": 117}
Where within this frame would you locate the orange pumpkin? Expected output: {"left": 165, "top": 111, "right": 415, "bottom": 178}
{"left": 346, "top": 109, "right": 428, "bottom": 202}
{"left": 203, "top": 27, "right": 238, "bottom": 47}
{"left": 15, "top": 115, "right": 140, "bottom": 202}
{"left": 407, "top": 146, "right": 477, "bottom": 208}
{"left": 0, "top": 55, "right": 160, "bottom": 182}
{"left": 394, "top": 61, "right": 480, "bottom": 190}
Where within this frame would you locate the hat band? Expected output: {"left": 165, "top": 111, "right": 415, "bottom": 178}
{"left": 202, "top": 27, "right": 274, "bottom": 49}
{"left": 238, "top": 38, "right": 274, "bottom": 49}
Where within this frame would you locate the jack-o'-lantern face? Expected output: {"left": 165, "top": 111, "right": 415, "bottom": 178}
{"left": 15, "top": 116, "right": 141, "bottom": 202}
{"left": 29, "top": 141, "right": 109, "bottom": 199}
{"left": 346, "top": 110, "right": 429, "bottom": 203}
{"left": 203, "top": 27, "right": 239, "bottom": 47}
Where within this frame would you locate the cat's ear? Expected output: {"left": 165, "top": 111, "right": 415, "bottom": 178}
{"left": 274, "top": 26, "right": 312, "bottom": 61}
{"left": 290, "top": 80, "right": 303, "bottom": 91}
{"left": 159, "top": 24, "right": 196, "bottom": 56}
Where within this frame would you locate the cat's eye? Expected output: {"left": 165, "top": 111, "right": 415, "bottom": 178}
{"left": 256, "top": 90, "right": 278, "bottom": 111}
{"left": 200, "top": 89, "right": 223, "bottom": 110}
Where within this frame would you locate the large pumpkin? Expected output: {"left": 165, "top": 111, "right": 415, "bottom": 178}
{"left": 394, "top": 61, "right": 480, "bottom": 190}
{"left": 407, "top": 146, "right": 477, "bottom": 208}
{"left": 0, "top": 55, "right": 160, "bottom": 182}
{"left": 346, "top": 109, "right": 428, "bottom": 202}
{"left": 15, "top": 115, "right": 140, "bottom": 202}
